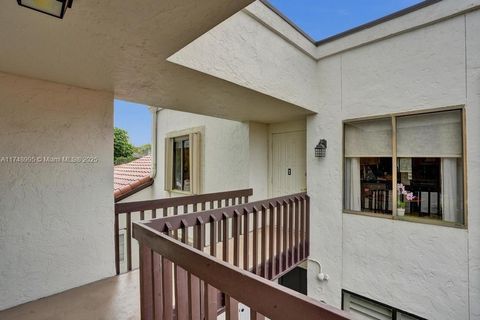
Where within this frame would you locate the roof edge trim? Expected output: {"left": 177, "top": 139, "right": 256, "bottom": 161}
{"left": 315, "top": 0, "right": 442, "bottom": 46}
{"left": 260, "top": 0, "right": 442, "bottom": 47}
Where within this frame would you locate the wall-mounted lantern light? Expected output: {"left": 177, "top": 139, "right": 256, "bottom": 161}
{"left": 17, "top": 0, "right": 73, "bottom": 19}
{"left": 315, "top": 139, "right": 327, "bottom": 158}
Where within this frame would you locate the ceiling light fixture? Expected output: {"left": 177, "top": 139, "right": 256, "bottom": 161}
{"left": 17, "top": 0, "right": 73, "bottom": 19}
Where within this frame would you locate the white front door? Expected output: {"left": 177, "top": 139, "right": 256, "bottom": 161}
{"left": 271, "top": 130, "right": 306, "bottom": 197}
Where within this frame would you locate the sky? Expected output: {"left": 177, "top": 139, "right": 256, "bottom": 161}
{"left": 268, "top": 0, "right": 424, "bottom": 41}
{"left": 114, "top": 1, "right": 424, "bottom": 143}
{"left": 114, "top": 99, "right": 151, "bottom": 146}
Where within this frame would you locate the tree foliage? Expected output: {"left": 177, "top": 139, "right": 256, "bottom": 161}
{"left": 134, "top": 144, "right": 151, "bottom": 157}
{"left": 114, "top": 128, "right": 134, "bottom": 161}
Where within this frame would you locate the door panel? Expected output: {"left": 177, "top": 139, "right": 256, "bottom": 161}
{"left": 271, "top": 131, "right": 306, "bottom": 197}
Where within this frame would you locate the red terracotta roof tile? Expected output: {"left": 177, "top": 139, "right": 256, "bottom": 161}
{"left": 114, "top": 155, "right": 152, "bottom": 200}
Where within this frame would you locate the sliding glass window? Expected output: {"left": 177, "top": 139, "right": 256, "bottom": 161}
{"left": 344, "top": 118, "right": 393, "bottom": 215}
{"left": 344, "top": 109, "right": 465, "bottom": 226}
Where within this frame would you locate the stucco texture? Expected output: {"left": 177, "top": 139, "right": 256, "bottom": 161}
{"left": 307, "top": 15, "right": 473, "bottom": 320}
{"left": 0, "top": 73, "right": 115, "bottom": 310}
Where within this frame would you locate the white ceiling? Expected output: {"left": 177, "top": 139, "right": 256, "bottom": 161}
{"left": 0, "top": 0, "right": 312, "bottom": 123}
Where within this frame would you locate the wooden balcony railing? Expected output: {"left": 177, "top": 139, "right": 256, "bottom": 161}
{"left": 114, "top": 189, "right": 253, "bottom": 275}
{"left": 133, "top": 193, "right": 348, "bottom": 320}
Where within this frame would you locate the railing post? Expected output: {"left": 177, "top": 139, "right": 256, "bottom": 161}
{"left": 114, "top": 214, "right": 120, "bottom": 275}
{"left": 126, "top": 212, "right": 132, "bottom": 272}
{"left": 139, "top": 244, "right": 154, "bottom": 320}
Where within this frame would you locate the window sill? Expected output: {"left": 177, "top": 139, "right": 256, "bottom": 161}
{"left": 342, "top": 210, "right": 393, "bottom": 220}
{"left": 169, "top": 189, "right": 195, "bottom": 196}
{"left": 343, "top": 210, "right": 467, "bottom": 229}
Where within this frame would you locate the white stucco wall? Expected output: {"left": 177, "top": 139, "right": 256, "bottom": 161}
{"left": 307, "top": 14, "right": 474, "bottom": 320}
{"left": 0, "top": 73, "right": 115, "bottom": 310}
{"left": 152, "top": 109, "right": 251, "bottom": 198}
{"left": 249, "top": 122, "right": 269, "bottom": 201}
{"left": 466, "top": 9, "right": 480, "bottom": 319}
{"left": 168, "top": 3, "right": 319, "bottom": 112}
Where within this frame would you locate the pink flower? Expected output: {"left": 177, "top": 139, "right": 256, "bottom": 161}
{"left": 406, "top": 192, "right": 416, "bottom": 201}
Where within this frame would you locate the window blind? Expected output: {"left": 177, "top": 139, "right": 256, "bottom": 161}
{"left": 397, "top": 110, "right": 462, "bottom": 158}
{"left": 345, "top": 118, "right": 392, "bottom": 157}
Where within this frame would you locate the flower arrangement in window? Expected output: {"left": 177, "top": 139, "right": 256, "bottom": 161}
{"left": 397, "top": 183, "right": 416, "bottom": 216}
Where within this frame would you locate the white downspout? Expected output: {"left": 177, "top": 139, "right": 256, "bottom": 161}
{"left": 149, "top": 106, "right": 162, "bottom": 179}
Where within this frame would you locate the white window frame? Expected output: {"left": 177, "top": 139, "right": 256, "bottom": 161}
{"left": 164, "top": 127, "right": 203, "bottom": 195}
{"left": 342, "top": 106, "right": 467, "bottom": 228}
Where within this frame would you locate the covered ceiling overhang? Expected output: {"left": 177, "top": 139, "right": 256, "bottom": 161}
{"left": 0, "top": 0, "right": 313, "bottom": 123}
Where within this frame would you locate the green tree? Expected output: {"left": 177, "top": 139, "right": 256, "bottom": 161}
{"left": 114, "top": 128, "right": 134, "bottom": 161}
{"left": 134, "top": 144, "right": 151, "bottom": 156}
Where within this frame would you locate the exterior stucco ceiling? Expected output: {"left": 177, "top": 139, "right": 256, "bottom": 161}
{"left": 0, "top": 0, "right": 313, "bottom": 123}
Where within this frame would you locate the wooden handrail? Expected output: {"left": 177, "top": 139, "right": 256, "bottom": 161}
{"left": 145, "top": 192, "right": 306, "bottom": 232}
{"left": 114, "top": 188, "right": 253, "bottom": 275}
{"left": 133, "top": 213, "right": 350, "bottom": 320}
{"left": 115, "top": 188, "right": 253, "bottom": 214}
{"left": 132, "top": 193, "right": 338, "bottom": 319}
{"left": 145, "top": 192, "right": 309, "bottom": 280}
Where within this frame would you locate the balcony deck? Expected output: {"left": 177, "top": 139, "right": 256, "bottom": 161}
{"left": 0, "top": 271, "right": 140, "bottom": 320}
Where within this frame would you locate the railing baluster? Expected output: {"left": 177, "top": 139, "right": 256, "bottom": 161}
{"left": 222, "top": 212, "right": 239, "bottom": 320}
{"left": 276, "top": 201, "right": 282, "bottom": 275}
{"left": 217, "top": 199, "right": 223, "bottom": 242}
{"left": 269, "top": 203, "right": 275, "bottom": 278}
{"left": 225, "top": 296, "right": 239, "bottom": 320}
{"left": 176, "top": 221, "right": 189, "bottom": 320}
{"left": 261, "top": 205, "right": 267, "bottom": 278}
{"left": 209, "top": 215, "right": 218, "bottom": 257}
{"left": 205, "top": 284, "right": 217, "bottom": 320}
{"left": 282, "top": 201, "right": 288, "bottom": 271}
{"left": 114, "top": 214, "right": 120, "bottom": 275}
{"left": 188, "top": 271, "right": 201, "bottom": 320}
{"left": 126, "top": 212, "right": 132, "bottom": 272}
{"left": 139, "top": 244, "right": 154, "bottom": 320}
{"left": 153, "top": 252, "right": 163, "bottom": 320}
{"left": 173, "top": 207, "right": 179, "bottom": 239}
{"left": 243, "top": 208, "right": 250, "bottom": 270}
{"left": 206, "top": 214, "right": 218, "bottom": 320}
{"left": 300, "top": 197, "right": 306, "bottom": 261}
{"left": 192, "top": 218, "right": 204, "bottom": 320}
{"left": 222, "top": 213, "right": 230, "bottom": 263}
{"left": 294, "top": 197, "right": 300, "bottom": 264}
{"left": 306, "top": 195, "right": 310, "bottom": 257}
{"left": 250, "top": 311, "right": 265, "bottom": 320}
{"left": 233, "top": 210, "right": 240, "bottom": 267}
{"left": 163, "top": 256, "right": 174, "bottom": 320}
{"left": 252, "top": 207, "right": 259, "bottom": 275}
{"left": 288, "top": 199, "right": 294, "bottom": 268}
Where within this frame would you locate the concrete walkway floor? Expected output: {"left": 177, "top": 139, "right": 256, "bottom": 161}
{"left": 0, "top": 271, "right": 140, "bottom": 320}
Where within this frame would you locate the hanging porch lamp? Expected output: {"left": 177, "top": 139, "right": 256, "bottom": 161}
{"left": 17, "top": 0, "right": 73, "bottom": 19}
{"left": 315, "top": 139, "right": 327, "bottom": 158}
